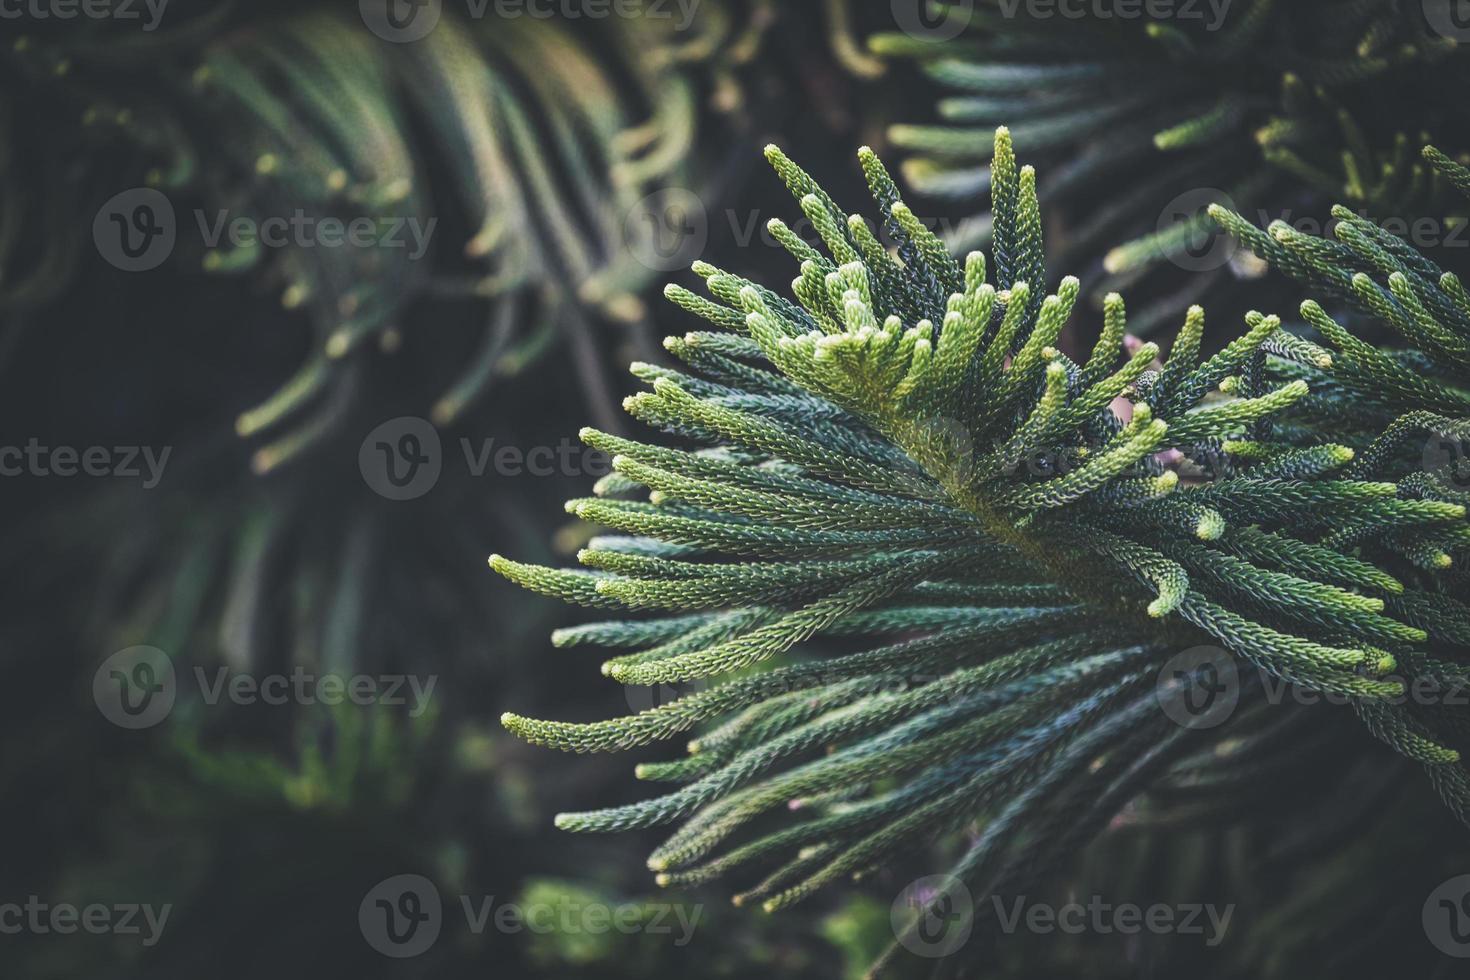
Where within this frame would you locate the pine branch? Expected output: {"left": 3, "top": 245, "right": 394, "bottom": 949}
{"left": 867, "top": 0, "right": 1469, "bottom": 333}
{"left": 496, "top": 129, "right": 1469, "bottom": 966}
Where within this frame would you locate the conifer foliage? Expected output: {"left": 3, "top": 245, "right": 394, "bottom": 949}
{"left": 1212, "top": 147, "right": 1470, "bottom": 480}
{"left": 495, "top": 129, "right": 1470, "bottom": 963}
{"left": 871, "top": 0, "right": 1468, "bottom": 328}
{"left": 2, "top": 4, "right": 765, "bottom": 466}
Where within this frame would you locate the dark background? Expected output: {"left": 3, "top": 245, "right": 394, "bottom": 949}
{"left": 2, "top": 2, "right": 1467, "bottom": 978}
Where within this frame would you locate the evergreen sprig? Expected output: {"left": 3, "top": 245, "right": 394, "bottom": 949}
{"left": 3, "top": 4, "right": 769, "bottom": 466}
{"left": 869, "top": 0, "right": 1468, "bottom": 333}
{"left": 1211, "top": 146, "right": 1470, "bottom": 472}
{"left": 495, "top": 128, "right": 1469, "bottom": 968}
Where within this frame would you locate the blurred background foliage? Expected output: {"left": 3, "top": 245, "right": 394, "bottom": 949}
{"left": 2, "top": 1, "right": 1467, "bottom": 977}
